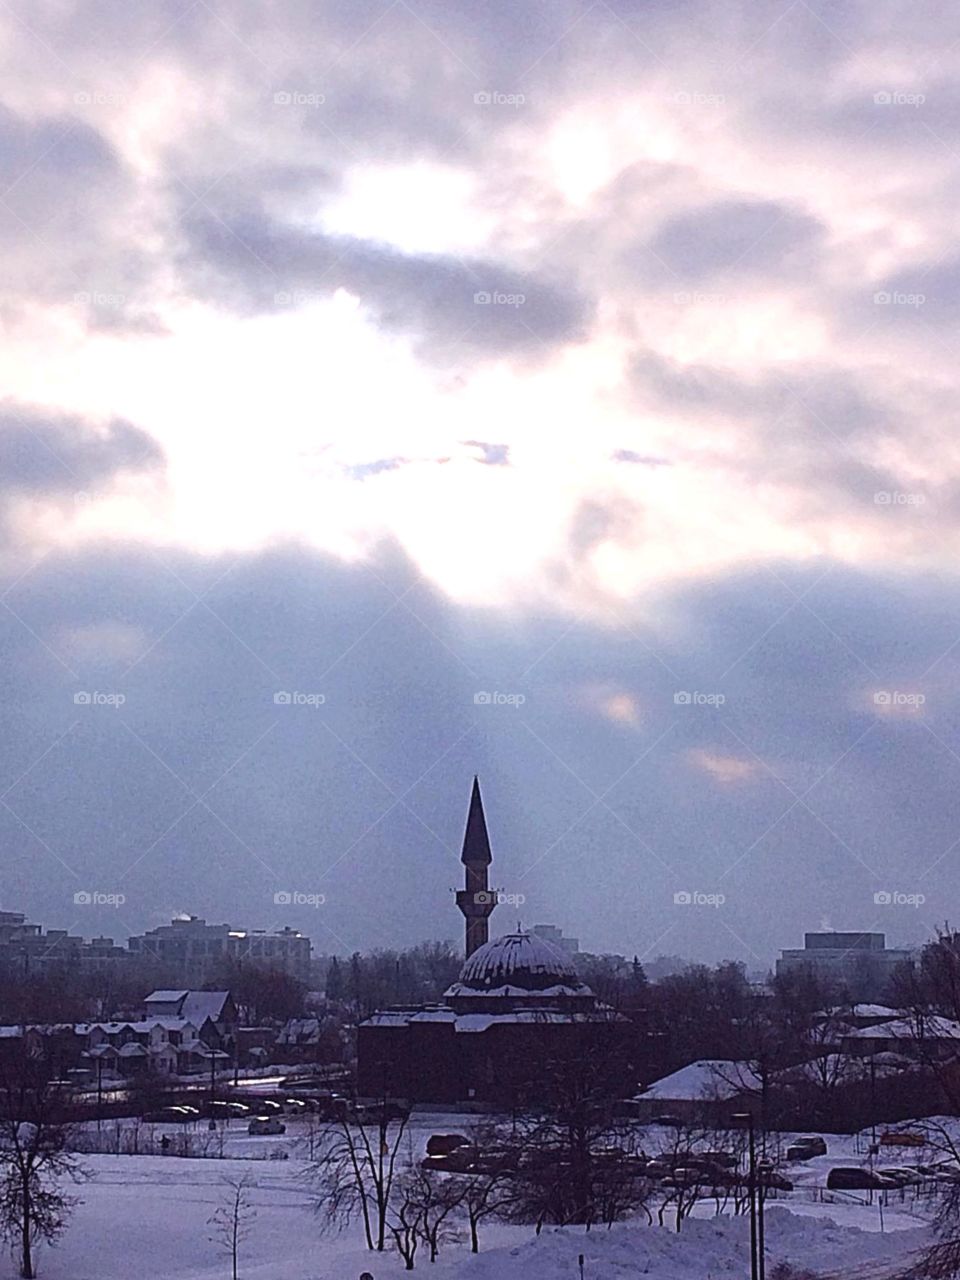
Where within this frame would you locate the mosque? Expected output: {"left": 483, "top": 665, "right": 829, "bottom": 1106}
{"left": 356, "top": 778, "right": 632, "bottom": 1104}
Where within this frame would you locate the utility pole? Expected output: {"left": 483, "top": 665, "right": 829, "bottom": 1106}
{"left": 733, "top": 1113, "right": 758, "bottom": 1280}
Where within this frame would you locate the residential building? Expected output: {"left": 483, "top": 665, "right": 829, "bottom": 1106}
{"left": 776, "top": 932, "right": 914, "bottom": 1002}
{"left": 128, "top": 916, "right": 311, "bottom": 983}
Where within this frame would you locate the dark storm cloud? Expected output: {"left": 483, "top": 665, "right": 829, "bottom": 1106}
{"left": 641, "top": 199, "right": 824, "bottom": 282}
{"left": 0, "top": 404, "right": 163, "bottom": 496}
{"left": 178, "top": 205, "right": 590, "bottom": 359}
{"left": 2, "top": 539, "right": 959, "bottom": 964}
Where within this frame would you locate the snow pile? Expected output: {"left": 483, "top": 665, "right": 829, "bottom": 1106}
{"left": 443, "top": 1209, "right": 927, "bottom": 1279}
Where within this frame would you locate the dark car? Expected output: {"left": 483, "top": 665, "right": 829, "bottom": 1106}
{"left": 650, "top": 1114, "right": 684, "bottom": 1129}
{"left": 788, "top": 1136, "right": 827, "bottom": 1158}
{"left": 427, "top": 1134, "right": 471, "bottom": 1157}
{"left": 827, "top": 1166, "right": 896, "bottom": 1190}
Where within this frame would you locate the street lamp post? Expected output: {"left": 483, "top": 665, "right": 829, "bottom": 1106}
{"left": 733, "top": 1113, "right": 758, "bottom": 1280}
{"left": 756, "top": 1158, "right": 773, "bottom": 1280}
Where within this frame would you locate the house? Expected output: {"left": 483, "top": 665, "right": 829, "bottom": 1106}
{"left": 142, "top": 991, "right": 238, "bottom": 1054}
{"left": 840, "top": 1015, "right": 960, "bottom": 1059}
{"left": 632, "top": 1059, "right": 763, "bottom": 1123}
{"left": 78, "top": 1017, "right": 208, "bottom": 1076}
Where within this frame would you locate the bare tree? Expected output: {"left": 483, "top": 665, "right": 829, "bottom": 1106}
{"left": 207, "top": 1174, "right": 256, "bottom": 1280}
{"left": 386, "top": 1174, "right": 420, "bottom": 1271}
{"left": 310, "top": 1105, "right": 409, "bottom": 1252}
{"left": 0, "top": 1055, "right": 84, "bottom": 1279}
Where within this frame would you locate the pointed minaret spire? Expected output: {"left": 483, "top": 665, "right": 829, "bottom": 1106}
{"left": 455, "top": 776, "right": 497, "bottom": 958}
{"left": 461, "top": 775, "right": 492, "bottom": 867}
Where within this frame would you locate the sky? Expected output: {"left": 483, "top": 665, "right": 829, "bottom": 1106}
{"left": 1, "top": 0, "right": 960, "bottom": 969}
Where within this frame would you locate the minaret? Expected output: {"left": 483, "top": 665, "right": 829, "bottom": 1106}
{"left": 455, "top": 776, "right": 497, "bottom": 958}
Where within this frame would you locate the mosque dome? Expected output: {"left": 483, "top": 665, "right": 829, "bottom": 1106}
{"left": 454, "top": 932, "right": 585, "bottom": 994}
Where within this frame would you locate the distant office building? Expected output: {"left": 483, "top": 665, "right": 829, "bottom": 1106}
{"left": 531, "top": 924, "right": 580, "bottom": 956}
{"left": 0, "top": 911, "right": 129, "bottom": 977}
{"left": 128, "top": 915, "right": 311, "bottom": 983}
{"left": 776, "top": 932, "right": 914, "bottom": 1001}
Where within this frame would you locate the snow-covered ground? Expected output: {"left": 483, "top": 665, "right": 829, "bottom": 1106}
{"left": 8, "top": 1114, "right": 945, "bottom": 1279}
{"left": 12, "top": 1153, "right": 930, "bottom": 1280}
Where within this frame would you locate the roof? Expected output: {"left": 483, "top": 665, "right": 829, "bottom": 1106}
{"left": 843, "top": 1016, "right": 960, "bottom": 1041}
{"left": 181, "top": 991, "right": 231, "bottom": 1025}
{"left": 361, "top": 1007, "right": 623, "bottom": 1032}
{"left": 450, "top": 932, "right": 586, "bottom": 995}
{"left": 144, "top": 990, "right": 189, "bottom": 1004}
{"left": 461, "top": 776, "right": 492, "bottom": 866}
{"left": 641, "top": 1060, "right": 762, "bottom": 1102}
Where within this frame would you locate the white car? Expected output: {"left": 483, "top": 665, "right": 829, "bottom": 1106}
{"left": 248, "top": 1116, "right": 286, "bottom": 1136}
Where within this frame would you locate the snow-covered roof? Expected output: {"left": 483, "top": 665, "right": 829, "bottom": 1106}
{"left": 144, "top": 990, "right": 189, "bottom": 1004}
{"left": 444, "top": 981, "right": 590, "bottom": 1000}
{"left": 181, "top": 992, "right": 231, "bottom": 1025}
{"left": 816, "top": 1003, "right": 899, "bottom": 1020}
{"left": 449, "top": 932, "right": 589, "bottom": 996}
{"left": 362, "top": 1007, "right": 621, "bottom": 1031}
{"left": 641, "top": 1060, "right": 761, "bottom": 1102}
{"left": 843, "top": 1015, "right": 960, "bottom": 1041}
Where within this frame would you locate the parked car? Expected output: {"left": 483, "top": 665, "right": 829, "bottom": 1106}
{"left": 826, "top": 1166, "right": 897, "bottom": 1190}
{"left": 792, "top": 1136, "right": 827, "bottom": 1157}
{"left": 877, "top": 1168, "right": 922, "bottom": 1187}
{"left": 143, "top": 1105, "right": 200, "bottom": 1124}
{"left": 881, "top": 1130, "right": 926, "bottom": 1147}
{"left": 756, "top": 1170, "right": 793, "bottom": 1191}
{"left": 701, "top": 1150, "right": 739, "bottom": 1169}
{"left": 427, "top": 1134, "right": 471, "bottom": 1157}
{"left": 248, "top": 1116, "right": 286, "bottom": 1136}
